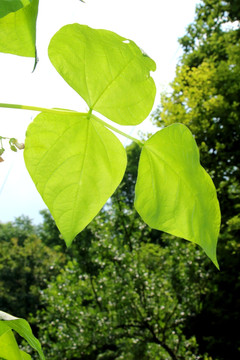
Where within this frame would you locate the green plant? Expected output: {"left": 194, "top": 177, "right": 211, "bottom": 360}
{"left": 154, "top": 1, "right": 240, "bottom": 358}
{"left": 0, "top": 310, "right": 45, "bottom": 360}
{"left": 0, "top": 1, "right": 221, "bottom": 358}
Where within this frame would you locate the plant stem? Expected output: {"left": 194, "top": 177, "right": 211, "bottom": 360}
{"left": 0, "top": 103, "right": 79, "bottom": 115}
{"left": 0, "top": 103, "right": 144, "bottom": 147}
{"left": 91, "top": 114, "right": 144, "bottom": 147}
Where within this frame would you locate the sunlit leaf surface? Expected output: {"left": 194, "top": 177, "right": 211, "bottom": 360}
{"left": 0, "top": 311, "right": 44, "bottom": 359}
{"left": 48, "top": 24, "right": 156, "bottom": 125}
{"left": 0, "top": 330, "right": 23, "bottom": 360}
{"left": 0, "top": 0, "right": 39, "bottom": 57}
{"left": 135, "top": 123, "right": 220, "bottom": 267}
{"left": 24, "top": 112, "right": 127, "bottom": 246}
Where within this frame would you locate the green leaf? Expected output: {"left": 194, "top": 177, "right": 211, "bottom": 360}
{"left": 0, "top": 329, "right": 32, "bottom": 359}
{"left": 48, "top": 24, "right": 156, "bottom": 125}
{"left": 0, "top": 311, "right": 44, "bottom": 360}
{"left": 19, "top": 351, "right": 32, "bottom": 360}
{"left": 24, "top": 112, "right": 127, "bottom": 246}
{"left": 0, "top": 0, "right": 39, "bottom": 58}
{"left": 0, "top": 329, "right": 24, "bottom": 360}
{"left": 20, "top": 350, "right": 32, "bottom": 360}
{"left": 0, "top": 1, "right": 24, "bottom": 18}
{"left": 134, "top": 123, "right": 221, "bottom": 268}
{"left": 0, "top": 321, "right": 9, "bottom": 337}
{"left": 10, "top": 145, "right": 17, "bottom": 152}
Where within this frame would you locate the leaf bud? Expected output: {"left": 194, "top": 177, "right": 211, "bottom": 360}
{"left": 10, "top": 138, "right": 25, "bottom": 151}
{"left": 13, "top": 140, "right": 25, "bottom": 150}
{"left": 10, "top": 145, "right": 17, "bottom": 152}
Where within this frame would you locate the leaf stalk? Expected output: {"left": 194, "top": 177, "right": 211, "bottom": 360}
{"left": 0, "top": 103, "right": 80, "bottom": 116}
{"left": 91, "top": 114, "right": 144, "bottom": 147}
{"left": 0, "top": 103, "right": 144, "bottom": 147}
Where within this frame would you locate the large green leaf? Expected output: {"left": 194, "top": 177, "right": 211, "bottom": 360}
{"left": 0, "top": 311, "right": 44, "bottom": 360}
{"left": 0, "top": 329, "right": 31, "bottom": 359}
{"left": 0, "top": 329, "right": 25, "bottom": 360}
{"left": 0, "top": 0, "right": 39, "bottom": 57}
{"left": 134, "top": 123, "right": 221, "bottom": 268}
{"left": 48, "top": 24, "right": 156, "bottom": 125}
{"left": 24, "top": 112, "right": 127, "bottom": 246}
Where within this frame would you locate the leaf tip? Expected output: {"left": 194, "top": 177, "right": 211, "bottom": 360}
{"left": 212, "top": 256, "right": 220, "bottom": 270}
{"left": 203, "top": 244, "right": 220, "bottom": 270}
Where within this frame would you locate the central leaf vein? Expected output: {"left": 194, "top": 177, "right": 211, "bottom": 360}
{"left": 91, "top": 56, "right": 135, "bottom": 109}
{"left": 70, "top": 121, "right": 90, "bottom": 231}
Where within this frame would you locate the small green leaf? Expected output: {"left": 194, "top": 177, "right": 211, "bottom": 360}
{"left": 24, "top": 112, "right": 127, "bottom": 246}
{"left": 0, "top": 0, "right": 39, "bottom": 58}
{"left": 10, "top": 145, "right": 17, "bottom": 152}
{"left": 0, "top": 311, "right": 44, "bottom": 360}
{"left": 134, "top": 123, "right": 221, "bottom": 268}
{"left": 48, "top": 24, "right": 156, "bottom": 125}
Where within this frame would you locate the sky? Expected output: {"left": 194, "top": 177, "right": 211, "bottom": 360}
{"left": 0, "top": 0, "right": 200, "bottom": 224}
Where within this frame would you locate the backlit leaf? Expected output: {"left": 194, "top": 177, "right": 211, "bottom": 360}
{"left": 0, "top": 329, "right": 24, "bottom": 360}
{"left": 0, "top": 311, "right": 44, "bottom": 359}
{"left": 134, "top": 123, "right": 220, "bottom": 268}
{"left": 0, "top": 0, "right": 39, "bottom": 58}
{"left": 24, "top": 112, "right": 127, "bottom": 246}
{"left": 20, "top": 351, "right": 32, "bottom": 360}
{"left": 48, "top": 24, "right": 156, "bottom": 125}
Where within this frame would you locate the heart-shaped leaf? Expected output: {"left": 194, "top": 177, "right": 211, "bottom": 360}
{"left": 0, "top": 310, "right": 44, "bottom": 359}
{"left": 24, "top": 112, "right": 127, "bottom": 246}
{"left": 0, "top": 0, "right": 39, "bottom": 58}
{"left": 134, "top": 123, "right": 221, "bottom": 268}
{"left": 48, "top": 24, "right": 156, "bottom": 125}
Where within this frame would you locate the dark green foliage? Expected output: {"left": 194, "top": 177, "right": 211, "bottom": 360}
{"left": 179, "top": 0, "right": 240, "bottom": 59}
{"left": 35, "top": 218, "right": 207, "bottom": 360}
{"left": 184, "top": 233, "right": 240, "bottom": 360}
{"left": 112, "top": 142, "right": 141, "bottom": 207}
{"left": 0, "top": 215, "right": 36, "bottom": 245}
{"left": 0, "top": 217, "right": 65, "bottom": 320}
{"left": 38, "top": 210, "right": 65, "bottom": 250}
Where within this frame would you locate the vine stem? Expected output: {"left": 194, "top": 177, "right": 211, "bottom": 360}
{"left": 0, "top": 103, "right": 78, "bottom": 115}
{"left": 91, "top": 114, "right": 144, "bottom": 147}
{"left": 0, "top": 103, "right": 144, "bottom": 147}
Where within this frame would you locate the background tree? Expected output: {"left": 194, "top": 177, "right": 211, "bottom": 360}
{"left": 0, "top": 217, "right": 65, "bottom": 323}
{"left": 0, "top": 216, "right": 36, "bottom": 245}
{"left": 153, "top": 0, "right": 240, "bottom": 358}
{"left": 0, "top": 142, "right": 231, "bottom": 360}
{"left": 32, "top": 145, "right": 214, "bottom": 360}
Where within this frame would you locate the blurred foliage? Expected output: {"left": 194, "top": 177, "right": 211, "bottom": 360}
{"left": 0, "top": 216, "right": 36, "bottom": 245}
{"left": 0, "top": 217, "right": 65, "bottom": 321}
{"left": 153, "top": 0, "right": 240, "bottom": 358}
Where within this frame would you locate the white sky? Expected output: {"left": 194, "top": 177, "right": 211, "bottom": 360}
{"left": 0, "top": 0, "right": 199, "bottom": 224}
